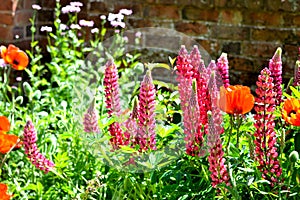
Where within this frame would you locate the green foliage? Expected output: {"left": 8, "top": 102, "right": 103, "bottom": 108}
{"left": 0, "top": 1, "right": 300, "bottom": 199}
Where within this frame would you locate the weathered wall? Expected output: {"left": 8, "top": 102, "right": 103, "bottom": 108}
{"left": 1, "top": 0, "right": 300, "bottom": 86}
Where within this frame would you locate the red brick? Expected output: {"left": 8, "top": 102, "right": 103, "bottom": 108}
{"left": 266, "top": 0, "right": 298, "bottom": 12}
{"left": 175, "top": 21, "right": 208, "bottom": 36}
{"left": 144, "top": 5, "right": 179, "bottom": 19}
{"left": 12, "top": 26, "right": 24, "bottom": 39}
{"left": 37, "top": 10, "right": 54, "bottom": 22}
{"left": 284, "top": 44, "right": 299, "bottom": 62}
{"left": 157, "top": 0, "right": 177, "bottom": 4}
{"left": 292, "top": 15, "right": 300, "bottom": 26}
{"left": 195, "top": 39, "right": 221, "bottom": 58}
{"left": 89, "top": 2, "right": 108, "bottom": 13}
{"left": 0, "top": 12, "right": 14, "bottom": 25}
{"left": 16, "top": 0, "right": 25, "bottom": 10}
{"left": 145, "top": 33, "right": 180, "bottom": 51}
{"left": 14, "top": 10, "right": 33, "bottom": 25}
{"left": 211, "top": 25, "right": 250, "bottom": 40}
{"left": 0, "top": 1, "right": 13, "bottom": 11}
{"left": 41, "top": 0, "right": 56, "bottom": 9}
{"left": 178, "top": 0, "right": 214, "bottom": 8}
{"left": 0, "top": 25, "right": 13, "bottom": 41}
{"left": 128, "top": 18, "right": 153, "bottom": 28}
{"left": 244, "top": 1, "right": 265, "bottom": 10}
{"left": 182, "top": 6, "right": 218, "bottom": 22}
{"left": 219, "top": 10, "right": 242, "bottom": 25}
{"left": 242, "top": 42, "right": 280, "bottom": 58}
{"left": 251, "top": 29, "right": 290, "bottom": 42}
{"left": 24, "top": 0, "right": 38, "bottom": 9}
{"left": 243, "top": 12, "right": 283, "bottom": 26}
{"left": 229, "top": 56, "right": 254, "bottom": 72}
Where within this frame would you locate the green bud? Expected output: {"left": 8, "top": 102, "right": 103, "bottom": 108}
{"left": 289, "top": 151, "right": 299, "bottom": 163}
{"left": 23, "top": 82, "right": 33, "bottom": 96}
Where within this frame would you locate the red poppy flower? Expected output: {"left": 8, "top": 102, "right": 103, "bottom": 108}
{"left": 0, "top": 183, "right": 12, "bottom": 200}
{"left": 0, "top": 44, "right": 29, "bottom": 70}
{"left": 282, "top": 98, "right": 300, "bottom": 126}
{"left": 0, "top": 116, "right": 10, "bottom": 134}
{"left": 218, "top": 85, "right": 255, "bottom": 115}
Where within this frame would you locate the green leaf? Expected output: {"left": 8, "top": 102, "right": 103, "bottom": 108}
{"left": 290, "top": 86, "right": 300, "bottom": 98}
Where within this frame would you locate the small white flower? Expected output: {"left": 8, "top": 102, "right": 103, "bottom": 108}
{"left": 60, "top": 24, "right": 67, "bottom": 31}
{"left": 32, "top": 4, "right": 41, "bottom": 10}
{"left": 135, "top": 31, "right": 142, "bottom": 38}
{"left": 119, "top": 9, "right": 132, "bottom": 16}
{"left": 40, "top": 26, "right": 53, "bottom": 32}
{"left": 16, "top": 77, "right": 22, "bottom": 82}
{"left": 100, "top": 15, "right": 106, "bottom": 20}
{"left": 70, "top": 24, "right": 81, "bottom": 30}
{"left": 110, "top": 21, "right": 125, "bottom": 28}
{"left": 61, "top": 5, "right": 81, "bottom": 14}
{"left": 123, "top": 36, "right": 129, "bottom": 43}
{"left": 91, "top": 28, "right": 99, "bottom": 34}
{"left": 108, "top": 13, "right": 124, "bottom": 22}
{"left": 70, "top": 2, "right": 83, "bottom": 7}
{"left": 79, "top": 19, "right": 94, "bottom": 27}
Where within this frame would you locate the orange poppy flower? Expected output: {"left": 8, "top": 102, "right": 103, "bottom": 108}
{"left": 282, "top": 98, "right": 300, "bottom": 126}
{"left": 218, "top": 85, "right": 255, "bottom": 115}
{"left": 0, "top": 116, "right": 22, "bottom": 154}
{"left": 0, "top": 44, "right": 29, "bottom": 70}
{"left": 0, "top": 116, "right": 10, "bottom": 134}
{"left": 0, "top": 134, "right": 21, "bottom": 154}
{"left": 0, "top": 183, "right": 12, "bottom": 200}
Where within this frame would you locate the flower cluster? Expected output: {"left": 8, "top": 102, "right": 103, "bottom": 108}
{"left": 136, "top": 71, "right": 157, "bottom": 151}
{"left": 107, "top": 9, "right": 132, "bottom": 28}
{"left": 269, "top": 47, "right": 283, "bottom": 105}
{"left": 23, "top": 120, "right": 55, "bottom": 173}
{"left": 207, "top": 69, "right": 230, "bottom": 188}
{"left": 254, "top": 68, "right": 282, "bottom": 186}
{"left": 176, "top": 46, "right": 203, "bottom": 156}
{"left": 104, "top": 60, "right": 129, "bottom": 149}
{"left": 216, "top": 53, "right": 230, "bottom": 88}
{"left": 83, "top": 100, "right": 101, "bottom": 134}
{"left": 61, "top": 2, "right": 82, "bottom": 14}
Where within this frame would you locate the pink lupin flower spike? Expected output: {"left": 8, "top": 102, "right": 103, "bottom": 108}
{"left": 268, "top": 47, "right": 282, "bottom": 105}
{"left": 137, "top": 70, "right": 157, "bottom": 151}
{"left": 83, "top": 99, "right": 100, "bottom": 134}
{"left": 217, "top": 53, "right": 230, "bottom": 88}
{"left": 254, "top": 68, "right": 282, "bottom": 187}
{"left": 104, "top": 59, "right": 128, "bottom": 149}
{"left": 23, "top": 120, "right": 55, "bottom": 173}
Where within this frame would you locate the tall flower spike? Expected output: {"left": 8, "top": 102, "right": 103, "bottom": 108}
{"left": 83, "top": 99, "right": 100, "bottom": 134}
{"left": 269, "top": 47, "right": 282, "bottom": 105}
{"left": 137, "top": 70, "right": 156, "bottom": 151}
{"left": 207, "top": 70, "right": 230, "bottom": 188}
{"left": 254, "top": 68, "right": 282, "bottom": 187}
{"left": 293, "top": 60, "right": 300, "bottom": 86}
{"left": 176, "top": 46, "right": 202, "bottom": 156}
{"left": 104, "top": 60, "right": 127, "bottom": 149}
{"left": 124, "top": 97, "right": 139, "bottom": 147}
{"left": 23, "top": 120, "right": 55, "bottom": 173}
{"left": 184, "top": 82, "right": 201, "bottom": 156}
{"left": 217, "top": 53, "right": 230, "bottom": 88}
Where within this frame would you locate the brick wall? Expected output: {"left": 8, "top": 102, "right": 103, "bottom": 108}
{"left": 1, "top": 0, "right": 300, "bottom": 86}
